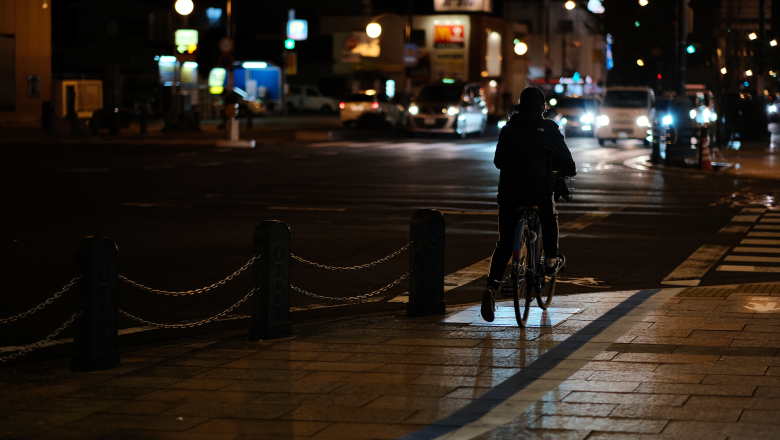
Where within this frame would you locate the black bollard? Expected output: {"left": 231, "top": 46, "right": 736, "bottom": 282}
{"left": 139, "top": 107, "right": 147, "bottom": 134}
{"left": 91, "top": 111, "right": 101, "bottom": 136}
{"left": 109, "top": 108, "right": 120, "bottom": 135}
{"left": 408, "top": 209, "right": 446, "bottom": 317}
{"left": 250, "top": 221, "right": 292, "bottom": 340}
{"left": 72, "top": 237, "right": 120, "bottom": 371}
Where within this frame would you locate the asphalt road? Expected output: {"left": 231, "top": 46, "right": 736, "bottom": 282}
{"left": 2, "top": 122, "right": 779, "bottom": 365}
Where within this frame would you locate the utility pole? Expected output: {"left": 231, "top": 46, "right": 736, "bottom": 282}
{"left": 676, "top": 0, "right": 688, "bottom": 97}
{"left": 758, "top": 0, "right": 766, "bottom": 95}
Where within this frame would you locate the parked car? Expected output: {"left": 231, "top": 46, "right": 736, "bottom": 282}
{"left": 287, "top": 85, "right": 339, "bottom": 113}
{"left": 595, "top": 86, "right": 654, "bottom": 146}
{"left": 339, "top": 93, "right": 404, "bottom": 127}
{"left": 549, "top": 96, "right": 600, "bottom": 137}
{"left": 407, "top": 82, "right": 488, "bottom": 137}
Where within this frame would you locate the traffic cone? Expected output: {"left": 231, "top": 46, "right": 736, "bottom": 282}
{"left": 700, "top": 135, "right": 713, "bottom": 171}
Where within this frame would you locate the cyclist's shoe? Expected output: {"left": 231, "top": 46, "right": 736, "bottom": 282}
{"left": 481, "top": 286, "right": 496, "bottom": 322}
{"left": 545, "top": 255, "right": 566, "bottom": 276}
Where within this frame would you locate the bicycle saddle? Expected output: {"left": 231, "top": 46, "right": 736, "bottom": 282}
{"left": 516, "top": 206, "right": 539, "bottom": 211}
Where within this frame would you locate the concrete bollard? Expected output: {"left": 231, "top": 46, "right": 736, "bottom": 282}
{"left": 72, "top": 237, "right": 120, "bottom": 371}
{"left": 408, "top": 209, "right": 446, "bottom": 317}
{"left": 250, "top": 221, "right": 292, "bottom": 340}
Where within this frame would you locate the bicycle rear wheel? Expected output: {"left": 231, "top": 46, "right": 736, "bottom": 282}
{"left": 513, "top": 225, "right": 532, "bottom": 327}
{"left": 536, "top": 235, "right": 557, "bottom": 309}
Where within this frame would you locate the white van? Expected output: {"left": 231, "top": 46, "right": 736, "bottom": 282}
{"left": 595, "top": 86, "right": 654, "bottom": 146}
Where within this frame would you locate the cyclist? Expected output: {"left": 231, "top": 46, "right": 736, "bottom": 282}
{"left": 482, "top": 87, "right": 577, "bottom": 322}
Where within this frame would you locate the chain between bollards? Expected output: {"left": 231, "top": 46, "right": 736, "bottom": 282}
{"left": 0, "top": 276, "right": 80, "bottom": 324}
{"left": 0, "top": 312, "right": 81, "bottom": 363}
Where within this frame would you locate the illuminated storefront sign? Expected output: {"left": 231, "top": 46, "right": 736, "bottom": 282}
{"left": 287, "top": 19, "right": 308, "bottom": 41}
{"left": 433, "top": 0, "right": 492, "bottom": 13}
{"left": 434, "top": 25, "right": 465, "bottom": 49}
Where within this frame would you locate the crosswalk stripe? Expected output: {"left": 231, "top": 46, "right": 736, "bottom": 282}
{"left": 755, "top": 225, "right": 780, "bottom": 230}
{"left": 725, "top": 255, "right": 780, "bottom": 263}
{"left": 733, "top": 247, "right": 780, "bottom": 254}
{"left": 748, "top": 232, "right": 780, "bottom": 237}
{"left": 662, "top": 245, "right": 730, "bottom": 285}
{"left": 742, "top": 239, "right": 780, "bottom": 245}
{"left": 766, "top": 213, "right": 780, "bottom": 217}
{"left": 717, "top": 265, "right": 780, "bottom": 273}
{"left": 761, "top": 219, "right": 780, "bottom": 223}
{"left": 742, "top": 207, "right": 767, "bottom": 213}
{"left": 732, "top": 215, "right": 760, "bottom": 222}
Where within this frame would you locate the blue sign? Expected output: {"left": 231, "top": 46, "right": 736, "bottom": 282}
{"left": 404, "top": 44, "right": 418, "bottom": 65}
{"left": 287, "top": 19, "right": 308, "bottom": 41}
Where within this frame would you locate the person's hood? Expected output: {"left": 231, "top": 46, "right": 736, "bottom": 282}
{"left": 508, "top": 112, "right": 544, "bottom": 127}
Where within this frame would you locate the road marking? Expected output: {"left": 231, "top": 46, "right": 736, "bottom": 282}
{"left": 742, "top": 239, "right": 780, "bottom": 245}
{"left": 559, "top": 208, "right": 620, "bottom": 231}
{"left": 760, "top": 219, "right": 780, "bottom": 223}
{"left": 388, "top": 257, "right": 492, "bottom": 303}
{"left": 749, "top": 232, "right": 780, "bottom": 237}
{"left": 725, "top": 255, "right": 780, "bottom": 263}
{"left": 742, "top": 207, "right": 767, "bottom": 213}
{"left": 755, "top": 225, "right": 780, "bottom": 230}
{"left": 744, "top": 297, "right": 780, "bottom": 312}
{"left": 717, "top": 265, "right": 780, "bottom": 273}
{"left": 718, "top": 225, "right": 750, "bottom": 234}
{"left": 766, "top": 213, "right": 780, "bottom": 217}
{"left": 733, "top": 247, "right": 780, "bottom": 254}
{"left": 269, "top": 206, "right": 347, "bottom": 212}
{"left": 731, "top": 215, "right": 760, "bottom": 222}
{"left": 412, "top": 288, "right": 678, "bottom": 440}
{"left": 661, "top": 245, "right": 730, "bottom": 286}
{"left": 439, "top": 210, "right": 496, "bottom": 216}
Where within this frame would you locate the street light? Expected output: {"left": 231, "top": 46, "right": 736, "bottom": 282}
{"left": 637, "top": 59, "right": 645, "bottom": 66}
{"left": 721, "top": 67, "right": 727, "bottom": 74}
{"left": 175, "top": 0, "right": 193, "bottom": 15}
{"left": 366, "top": 22, "right": 382, "bottom": 38}
{"left": 749, "top": 32, "right": 758, "bottom": 40}
{"left": 639, "top": 0, "right": 648, "bottom": 5}
{"left": 514, "top": 42, "right": 528, "bottom": 55}
{"left": 746, "top": 70, "right": 753, "bottom": 76}
{"left": 771, "top": 39, "right": 778, "bottom": 47}
{"left": 564, "top": 1, "right": 576, "bottom": 10}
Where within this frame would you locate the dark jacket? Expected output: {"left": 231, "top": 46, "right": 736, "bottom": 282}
{"left": 494, "top": 113, "right": 576, "bottom": 204}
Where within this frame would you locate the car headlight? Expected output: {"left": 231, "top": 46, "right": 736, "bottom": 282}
{"left": 710, "top": 111, "right": 717, "bottom": 122}
{"left": 498, "top": 120, "right": 507, "bottom": 128}
{"left": 703, "top": 108, "right": 711, "bottom": 120}
{"left": 690, "top": 109, "right": 697, "bottom": 119}
{"left": 482, "top": 107, "right": 488, "bottom": 114}
{"left": 580, "top": 114, "right": 594, "bottom": 123}
{"left": 770, "top": 105, "right": 778, "bottom": 113}
{"left": 637, "top": 116, "right": 649, "bottom": 126}
{"left": 662, "top": 115, "right": 673, "bottom": 125}
{"left": 409, "top": 105, "right": 418, "bottom": 115}
{"left": 561, "top": 118, "right": 568, "bottom": 125}
{"left": 597, "top": 115, "right": 609, "bottom": 126}
{"left": 447, "top": 106, "right": 459, "bottom": 115}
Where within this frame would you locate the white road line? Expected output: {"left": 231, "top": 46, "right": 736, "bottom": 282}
{"left": 742, "top": 207, "right": 768, "bottom": 213}
{"left": 269, "top": 206, "right": 347, "bottom": 212}
{"left": 717, "top": 265, "right": 780, "bottom": 273}
{"left": 760, "top": 219, "right": 780, "bottom": 223}
{"left": 742, "top": 239, "right": 780, "bottom": 245}
{"left": 725, "top": 255, "right": 780, "bottom": 263}
{"left": 435, "top": 288, "right": 682, "bottom": 440}
{"left": 731, "top": 215, "right": 760, "bottom": 222}
{"left": 755, "top": 225, "right": 780, "bottom": 230}
{"left": 388, "top": 257, "right": 492, "bottom": 303}
{"left": 733, "top": 247, "right": 780, "bottom": 254}
{"left": 718, "top": 225, "right": 750, "bottom": 234}
{"left": 559, "top": 208, "right": 622, "bottom": 232}
{"left": 661, "top": 245, "right": 730, "bottom": 286}
{"left": 766, "top": 213, "right": 780, "bottom": 217}
{"left": 748, "top": 232, "right": 780, "bottom": 237}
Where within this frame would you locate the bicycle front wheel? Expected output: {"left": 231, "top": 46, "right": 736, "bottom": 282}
{"left": 536, "top": 234, "right": 557, "bottom": 309}
{"left": 513, "top": 225, "right": 532, "bottom": 327}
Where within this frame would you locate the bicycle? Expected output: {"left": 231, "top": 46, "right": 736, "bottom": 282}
{"left": 500, "top": 171, "right": 572, "bottom": 327}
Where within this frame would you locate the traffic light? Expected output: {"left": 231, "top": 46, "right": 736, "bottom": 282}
{"left": 285, "top": 39, "right": 295, "bottom": 49}
{"left": 686, "top": 45, "right": 695, "bottom": 54}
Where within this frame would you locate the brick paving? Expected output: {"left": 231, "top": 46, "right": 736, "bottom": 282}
{"left": 2, "top": 282, "right": 780, "bottom": 439}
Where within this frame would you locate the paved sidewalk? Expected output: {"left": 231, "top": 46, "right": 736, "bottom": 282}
{"left": 3, "top": 282, "right": 780, "bottom": 439}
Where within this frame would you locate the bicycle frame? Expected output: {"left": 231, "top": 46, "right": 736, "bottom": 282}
{"left": 512, "top": 211, "right": 542, "bottom": 282}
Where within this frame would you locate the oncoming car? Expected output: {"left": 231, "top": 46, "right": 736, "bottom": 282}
{"left": 550, "top": 96, "right": 600, "bottom": 136}
{"left": 339, "top": 93, "right": 403, "bottom": 127}
{"left": 595, "top": 87, "right": 654, "bottom": 146}
{"left": 407, "top": 82, "right": 488, "bottom": 137}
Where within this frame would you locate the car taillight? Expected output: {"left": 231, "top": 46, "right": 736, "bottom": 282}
{"left": 371, "top": 101, "right": 379, "bottom": 109}
{"left": 339, "top": 102, "right": 346, "bottom": 110}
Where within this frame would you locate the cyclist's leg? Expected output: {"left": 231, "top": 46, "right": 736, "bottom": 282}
{"left": 538, "top": 195, "right": 560, "bottom": 267}
{"left": 487, "top": 204, "right": 523, "bottom": 289}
